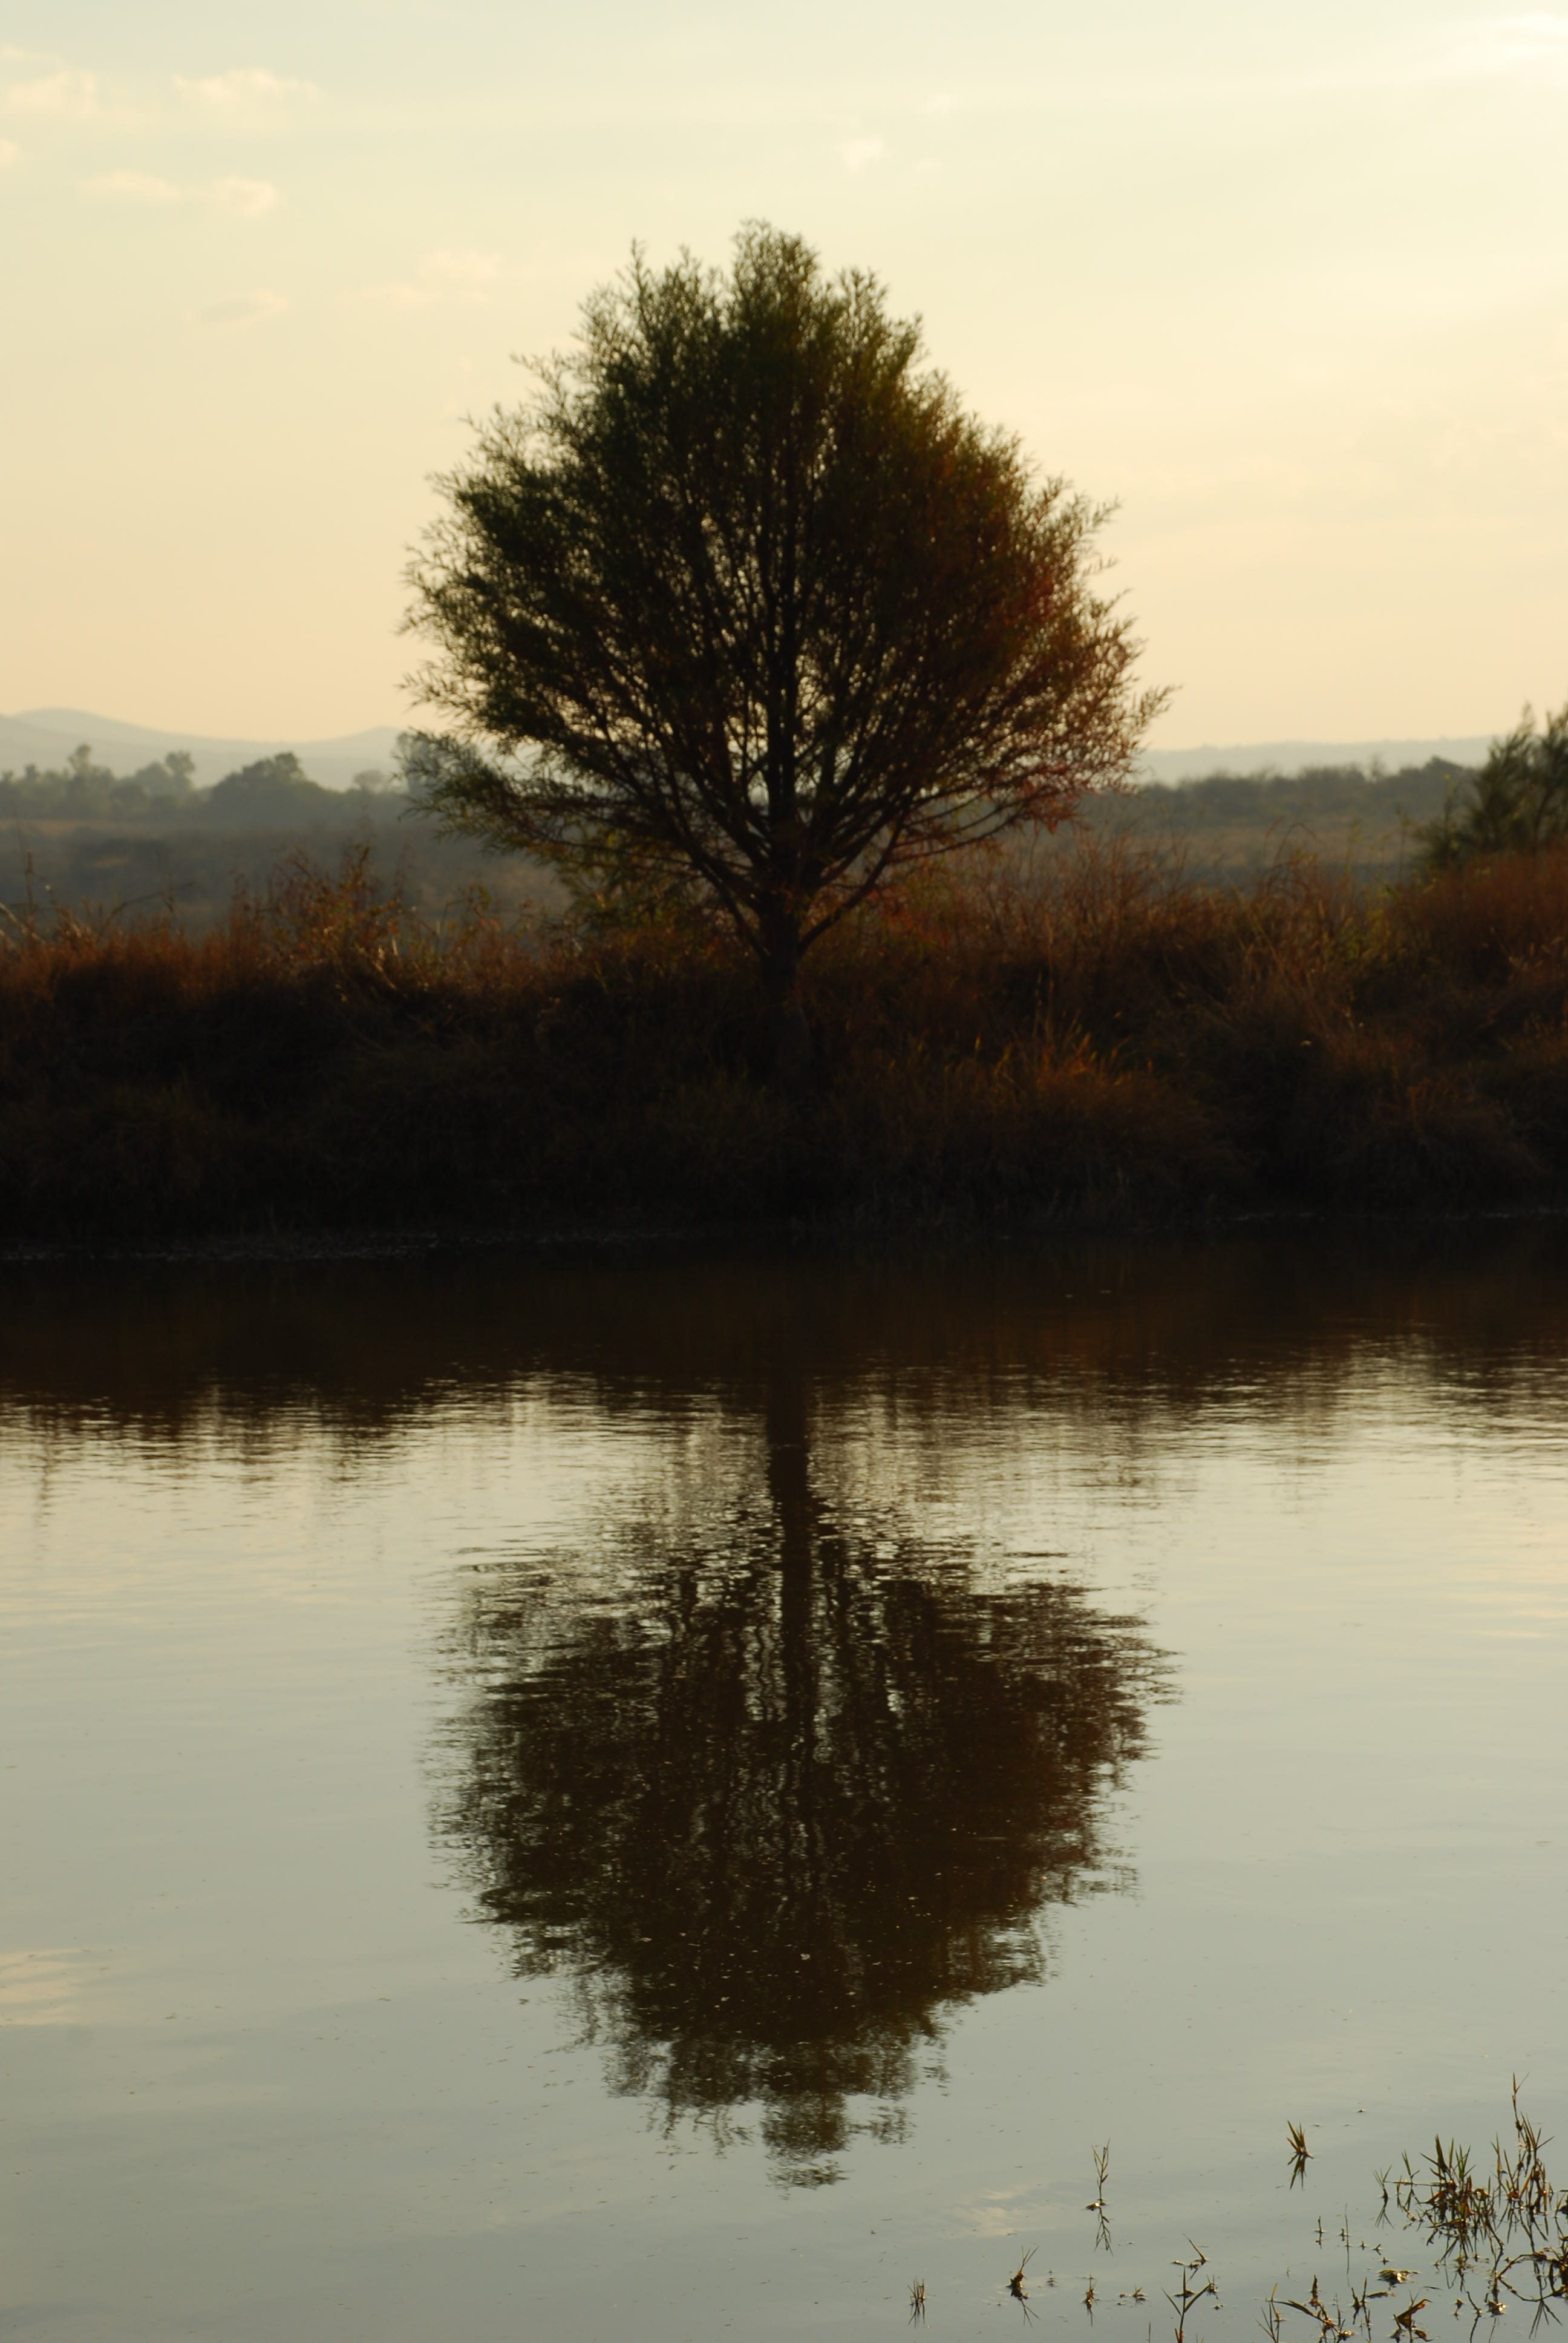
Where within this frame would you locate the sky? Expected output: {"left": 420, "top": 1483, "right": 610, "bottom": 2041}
{"left": 2, "top": 0, "right": 1564, "bottom": 749}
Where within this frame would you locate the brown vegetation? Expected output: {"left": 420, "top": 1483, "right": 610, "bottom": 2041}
{"left": 2, "top": 834, "right": 1567, "bottom": 1243}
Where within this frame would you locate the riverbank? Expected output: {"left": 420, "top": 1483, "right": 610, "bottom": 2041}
{"left": 2, "top": 838, "right": 1566, "bottom": 1244}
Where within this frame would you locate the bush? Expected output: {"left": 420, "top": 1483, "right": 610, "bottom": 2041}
{"left": 3, "top": 836, "right": 1568, "bottom": 1240}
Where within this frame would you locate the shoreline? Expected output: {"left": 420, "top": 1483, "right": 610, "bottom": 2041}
{"left": 4, "top": 1197, "right": 1567, "bottom": 1268}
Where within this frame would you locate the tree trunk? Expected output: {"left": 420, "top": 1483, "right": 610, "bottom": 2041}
{"left": 759, "top": 903, "right": 814, "bottom": 1096}
{"left": 765, "top": 1365, "right": 817, "bottom": 1932}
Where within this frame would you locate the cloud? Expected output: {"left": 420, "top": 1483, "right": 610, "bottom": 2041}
{"left": 4, "top": 67, "right": 100, "bottom": 119}
{"left": 83, "top": 169, "right": 278, "bottom": 215}
{"left": 174, "top": 67, "right": 320, "bottom": 108}
{"left": 193, "top": 287, "right": 286, "bottom": 328}
{"left": 1430, "top": 12, "right": 1568, "bottom": 73}
{"left": 85, "top": 168, "right": 180, "bottom": 202}
{"left": 838, "top": 135, "right": 884, "bottom": 171}
{"left": 422, "top": 247, "right": 503, "bottom": 292}
{"left": 0, "top": 137, "right": 19, "bottom": 167}
{"left": 209, "top": 174, "right": 277, "bottom": 215}
{"left": 359, "top": 247, "right": 505, "bottom": 307}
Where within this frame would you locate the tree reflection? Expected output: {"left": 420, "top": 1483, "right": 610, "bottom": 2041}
{"left": 438, "top": 1366, "right": 1168, "bottom": 2186}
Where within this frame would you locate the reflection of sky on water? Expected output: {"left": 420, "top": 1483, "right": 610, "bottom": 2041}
{"left": 0, "top": 1228, "right": 1566, "bottom": 2341}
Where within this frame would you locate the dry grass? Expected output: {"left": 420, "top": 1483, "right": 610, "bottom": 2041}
{"left": 4, "top": 834, "right": 1568, "bottom": 1242}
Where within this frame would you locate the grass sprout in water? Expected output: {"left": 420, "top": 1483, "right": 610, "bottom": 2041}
{"left": 1392, "top": 2085, "right": 1568, "bottom": 2331}
{"left": 1005, "top": 2097, "right": 1564, "bottom": 2343}
{"left": 1263, "top": 2093, "right": 1567, "bottom": 2343}
{"left": 1263, "top": 2268, "right": 1376, "bottom": 2343}
{"left": 1090, "top": 2140, "right": 1113, "bottom": 2252}
{"left": 1169, "top": 2243, "right": 1218, "bottom": 2343}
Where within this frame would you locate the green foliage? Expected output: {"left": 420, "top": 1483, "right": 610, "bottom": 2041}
{"left": 1419, "top": 705, "right": 1568, "bottom": 870}
{"left": 0, "top": 742, "right": 196, "bottom": 819}
{"left": 404, "top": 221, "right": 1165, "bottom": 1023}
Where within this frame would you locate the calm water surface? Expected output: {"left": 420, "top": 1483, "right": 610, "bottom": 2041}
{"left": 1, "top": 1233, "right": 1565, "bottom": 2342}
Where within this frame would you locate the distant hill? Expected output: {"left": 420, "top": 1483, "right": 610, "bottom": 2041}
{"left": 1, "top": 708, "right": 403, "bottom": 793}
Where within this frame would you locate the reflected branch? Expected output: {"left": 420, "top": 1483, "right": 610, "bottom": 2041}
{"left": 436, "top": 1368, "right": 1168, "bottom": 2185}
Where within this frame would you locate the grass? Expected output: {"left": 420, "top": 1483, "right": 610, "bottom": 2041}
{"left": 1393, "top": 2083, "right": 1568, "bottom": 2321}
{"left": 950, "top": 2101, "right": 1566, "bottom": 2341}
{"left": 1261, "top": 2092, "right": 1568, "bottom": 2343}
{"left": 5, "top": 831, "right": 1568, "bottom": 1242}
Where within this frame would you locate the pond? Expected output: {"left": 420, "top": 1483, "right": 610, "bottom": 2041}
{"left": 2, "top": 1230, "right": 1565, "bottom": 2341}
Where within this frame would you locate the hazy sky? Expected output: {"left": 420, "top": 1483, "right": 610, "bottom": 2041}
{"left": 2, "top": 0, "right": 1564, "bottom": 746}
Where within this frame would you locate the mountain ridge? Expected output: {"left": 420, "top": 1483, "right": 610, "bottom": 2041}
{"left": 2, "top": 707, "right": 1494, "bottom": 792}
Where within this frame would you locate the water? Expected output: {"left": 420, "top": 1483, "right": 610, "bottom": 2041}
{"left": 2, "top": 1231, "right": 1565, "bottom": 2342}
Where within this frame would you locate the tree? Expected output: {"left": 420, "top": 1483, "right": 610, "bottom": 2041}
{"left": 1420, "top": 704, "right": 1568, "bottom": 871}
{"left": 403, "top": 223, "right": 1166, "bottom": 1078}
{"left": 203, "top": 751, "right": 333, "bottom": 826}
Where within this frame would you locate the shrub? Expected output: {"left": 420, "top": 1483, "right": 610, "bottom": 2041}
{"left": 3, "top": 836, "right": 1568, "bottom": 1240}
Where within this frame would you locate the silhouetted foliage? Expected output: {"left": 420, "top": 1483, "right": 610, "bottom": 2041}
{"left": 437, "top": 1363, "right": 1164, "bottom": 2183}
{"left": 1419, "top": 706, "right": 1568, "bottom": 870}
{"left": 404, "top": 222, "right": 1165, "bottom": 1076}
{"left": 10, "top": 836, "right": 1568, "bottom": 1238}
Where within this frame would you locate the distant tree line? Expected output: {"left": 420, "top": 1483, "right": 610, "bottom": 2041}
{"left": 13, "top": 728, "right": 1567, "bottom": 889}
{"left": 1126, "top": 756, "right": 1476, "bottom": 831}
{"left": 0, "top": 742, "right": 199, "bottom": 821}
{"left": 0, "top": 746, "right": 404, "bottom": 826}
{"left": 1128, "top": 715, "right": 1568, "bottom": 875}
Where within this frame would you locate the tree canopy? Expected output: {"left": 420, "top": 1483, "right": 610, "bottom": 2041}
{"left": 201, "top": 751, "right": 336, "bottom": 825}
{"left": 403, "top": 223, "right": 1166, "bottom": 1071}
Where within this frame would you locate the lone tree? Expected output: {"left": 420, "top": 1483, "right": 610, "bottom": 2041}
{"left": 404, "top": 223, "right": 1166, "bottom": 1076}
